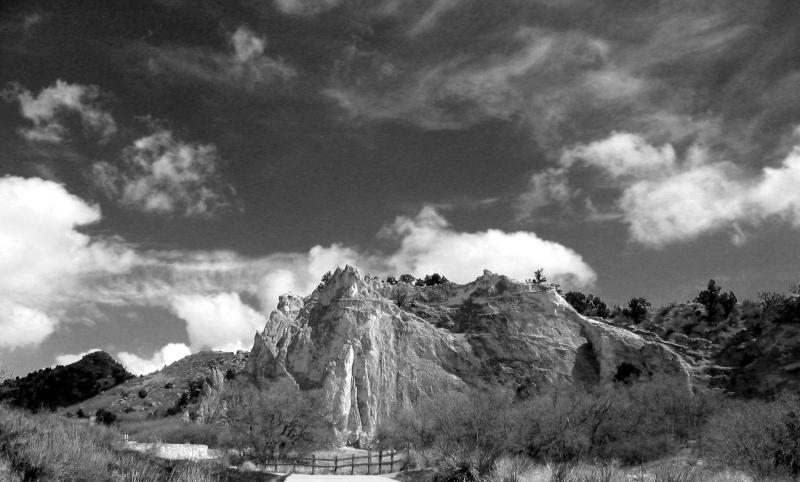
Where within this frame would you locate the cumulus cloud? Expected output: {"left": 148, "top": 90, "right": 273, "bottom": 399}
{"left": 381, "top": 207, "right": 596, "bottom": 287}
{"left": 54, "top": 348, "right": 102, "bottom": 366}
{"left": 0, "top": 302, "right": 58, "bottom": 349}
{"left": 0, "top": 178, "right": 594, "bottom": 357}
{"left": 93, "top": 130, "right": 232, "bottom": 217}
{"left": 117, "top": 343, "right": 191, "bottom": 375}
{"left": 0, "top": 176, "right": 134, "bottom": 348}
{"left": 170, "top": 292, "right": 266, "bottom": 352}
{"left": 2, "top": 80, "right": 116, "bottom": 142}
{"left": 560, "top": 132, "right": 678, "bottom": 179}
{"left": 521, "top": 131, "right": 800, "bottom": 247}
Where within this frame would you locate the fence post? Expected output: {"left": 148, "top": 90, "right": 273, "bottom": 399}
{"left": 351, "top": 454, "right": 355, "bottom": 475}
{"left": 311, "top": 454, "right": 316, "bottom": 475}
{"left": 274, "top": 458, "right": 278, "bottom": 472}
{"left": 378, "top": 449, "right": 383, "bottom": 474}
{"left": 334, "top": 455, "right": 338, "bottom": 474}
{"left": 292, "top": 458, "right": 296, "bottom": 473}
{"left": 390, "top": 450, "right": 395, "bottom": 472}
{"left": 367, "top": 451, "right": 372, "bottom": 475}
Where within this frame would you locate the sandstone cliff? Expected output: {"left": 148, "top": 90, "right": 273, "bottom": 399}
{"left": 246, "top": 266, "right": 690, "bottom": 444}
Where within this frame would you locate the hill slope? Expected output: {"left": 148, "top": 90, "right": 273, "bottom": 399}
{"left": 65, "top": 350, "right": 248, "bottom": 420}
{"left": 0, "top": 351, "right": 132, "bottom": 411}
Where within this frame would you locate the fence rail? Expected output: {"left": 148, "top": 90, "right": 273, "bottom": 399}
{"left": 262, "top": 449, "right": 407, "bottom": 475}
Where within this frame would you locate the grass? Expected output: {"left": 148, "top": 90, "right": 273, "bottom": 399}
{"left": 0, "top": 403, "right": 227, "bottom": 481}
{"left": 118, "top": 415, "right": 229, "bottom": 446}
{"left": 425, "top": 454, "right": 761, "bottom": 482}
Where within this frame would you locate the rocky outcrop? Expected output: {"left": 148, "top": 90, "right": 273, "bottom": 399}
{"left": 246, "top": 266, "right": 690, "bottom": 444}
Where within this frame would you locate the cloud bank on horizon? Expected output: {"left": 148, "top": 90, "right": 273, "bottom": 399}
{"left": 3, "top": 0, "right": 800, "bottom": 375}
{"left": 0, "top": 174, "right": 593, "bottom": 374}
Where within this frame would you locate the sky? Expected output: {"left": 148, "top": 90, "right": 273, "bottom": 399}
{"left": 3, "top": 0, "right": 800, "bottom": 375}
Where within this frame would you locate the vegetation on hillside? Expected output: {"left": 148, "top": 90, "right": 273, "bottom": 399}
{"left": 379, "top": 375, "right": 800, "bottom": 481}
{"left": 0, "top": 352, "right": 132, "bottom": 412}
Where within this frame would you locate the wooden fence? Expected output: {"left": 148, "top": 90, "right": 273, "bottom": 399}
{"left": 262, "top": 449, "right": 407, "bottom": 475}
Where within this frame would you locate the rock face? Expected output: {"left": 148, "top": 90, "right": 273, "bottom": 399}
{"left": 246, "top": 266, "right": 690, "bottom": 444}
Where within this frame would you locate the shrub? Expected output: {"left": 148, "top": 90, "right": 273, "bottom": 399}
{"left": 0, "top": 404, "right": 226, "bottom": 481}
{"left": 138, "top": 388, "right": 148, "bottom": 399}
{"left": 704, "top": 393, "right": 800, "bottom": 478}
{"left": 95, "top": 408, "right": 116, "bottom": 425}
{"left": 434, "top": 447, "right": 496, "bottom": 482}
{"left": 515, "top": 375, "right": 714, "bottom": 464}
{"left": 623, "top": 297, "right": 651, "bottom": 324}
{"left": 222, "top": 377, "right": 334, "bottom": 461}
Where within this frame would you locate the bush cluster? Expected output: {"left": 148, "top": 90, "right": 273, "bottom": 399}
{"left": 380, "top": 376, "right": 722, "bottom": 480}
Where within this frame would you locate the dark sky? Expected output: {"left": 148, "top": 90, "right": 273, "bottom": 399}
{"left": 3, "top": 0, "right": 800, "bottom": 375}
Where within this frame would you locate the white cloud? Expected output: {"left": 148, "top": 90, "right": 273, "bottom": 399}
{"left": 516, "top": 167, "right": 574, "bottom": 217}
{"left": 0, "top": 176, "right": 136, "bottom": 348}
{"left": 408, "top": 0, "right": 460, "bottom": 36}
{"left": 0, "top": 178, "right": 594, "bottom": 356}
{"left": 140, "top": 27, "right": 295, "bottom": 90}
{"left": 560, "top": 131, "right": 677, "bottom": 178}
{"left": 0, "top": 301, "right": 58, "bottom": 349}
{"left": 3, "top": 80, "right": 116, "bottom": 142}
{"left": 382, "top": 206, "right": 596, "bottom": 287}
{"left": 523, "top": 132, "right": 800, "bottom": 247}
{"left": 55, "top": 348, "right": 102, "bottom": 366}
{"left": 274, "top": 0, "right": 340, "bottom": 16}
{"left": 117, "top": 343, "right": 191, "bottom": 376}
{"left": 93, "top": 130, "right": 231, "bottom": 217}
{"left": 231, "top": 27, "right": 265, "bottom": 63}
{"left": 170, "top": 292, "right": 266, "bottom": 352}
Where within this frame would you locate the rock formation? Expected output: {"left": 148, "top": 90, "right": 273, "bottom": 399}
{"left": 247, "top": 266, "right": 690, "bottom": 444}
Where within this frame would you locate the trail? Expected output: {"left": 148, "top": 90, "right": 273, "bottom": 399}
{"left": 287, "top": 475, "right": 396, "bottom": 481}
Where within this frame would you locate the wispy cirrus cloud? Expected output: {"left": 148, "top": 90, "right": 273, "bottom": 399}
{"left": 273, "top": 0, "right": 340, "bottom": 16}
{"left": 2, "top": 80, "right": 117, "bottom": 143}
{"left": 136, "top": 26, "right": 295, "bottom": 90}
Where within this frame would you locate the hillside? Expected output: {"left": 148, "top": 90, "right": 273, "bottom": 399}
{"left": 65, "top": 350, "right": 248, "bottom": 420}
{"left": 0, "top": 351, "right": 132, "bottom": 411}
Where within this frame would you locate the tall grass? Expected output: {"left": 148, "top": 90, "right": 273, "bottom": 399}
{"left": 118, "top": 416, "right": 229, "bottom": 446}
{"left": 0, "top": 403, "right": 225, "bottom": 481}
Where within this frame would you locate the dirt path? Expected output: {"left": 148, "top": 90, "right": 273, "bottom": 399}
{"left": 287, "top": 475, "right": 396, "bottom": 481}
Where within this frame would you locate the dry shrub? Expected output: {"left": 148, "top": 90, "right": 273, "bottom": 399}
{"left": 434, "top": 447, "right": 498, "bottom": 482}
{"left": 489, "top": 455, "right": 537, "bottom": 482}
{"left": 704, "top": 393, "right": 800, "bottom": 479}
{"left": 0, "top": 403, "right": 224, "bottom": 481}
{"left": 649, "top": 462, "right": 700, "bottom": 482}
{"left": 516, "top": 375, "right": 716, "bottom": 464}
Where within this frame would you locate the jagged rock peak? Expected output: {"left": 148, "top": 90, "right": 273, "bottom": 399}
{"left": 247, "top": 266, "right": 692, "bottom": 445}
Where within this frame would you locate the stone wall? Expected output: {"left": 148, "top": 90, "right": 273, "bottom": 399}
{"left": 126, "top": 441, "right": 211, "bottom": 460}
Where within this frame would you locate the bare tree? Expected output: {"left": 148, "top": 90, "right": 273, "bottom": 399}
{"left": 222, "top": 377, "right": 333, "bottom": 462}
